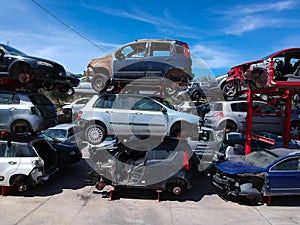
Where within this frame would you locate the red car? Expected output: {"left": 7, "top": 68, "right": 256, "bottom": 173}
{"left": 224, "top": 48, "right": 300, "bottom": 98}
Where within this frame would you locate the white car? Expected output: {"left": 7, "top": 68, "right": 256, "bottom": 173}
{"left": 0, "top": 134, "right": 58, "bottom": 191}
{"left": 62, "top": 97, "right": 90, "bottom": 118}
{"left": 78, "top": 94, "right": 202, "bottom": 145}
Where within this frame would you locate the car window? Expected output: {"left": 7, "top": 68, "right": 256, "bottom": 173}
{"left": 255, "top": 104, "right": 281, "bottom": 114}
{"left": 119, "top": 43, "right": 146, "bottom": 58}
{"left": 132, "top": 98, "right": 162, "bottom": 111}
{"left": 211, "top": 103, "right": 223, "bottom": 111}
{"left": 231, "top": 102, "right": 248, "bottom": 112}
{"left": 271, "top": 158, "right": 300, "bottom": 171}
{"left": 94, "top": 95, "right": 116, "bottom": 109}
{"left": 149, "top": 42, "right": 172, "bottom": 56}
{"left": 0, "top": 93, "right": 20, "bottom": 104}
{"left": 14, "top": 144, "right": 36, "bottom": 157}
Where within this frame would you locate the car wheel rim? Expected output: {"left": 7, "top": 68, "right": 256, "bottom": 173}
{"left": 290, "top": 126, "right": 300, "bottom": 136}
{"left": 224, "top": 84, "right": 237, "bottom": 97}
{"left": 88, "top": 127, "right": 103, "bottom": 144}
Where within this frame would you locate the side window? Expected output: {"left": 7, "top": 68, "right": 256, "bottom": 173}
{"left": 0, "top": 93, "right": 19, "bottom": 104}
{"left": 149, "top": 42, "right": 172, "bottom": 57}
{"left": 118, "top": 43, "right": 146, "bottom": 59}
{"left": 231, "top": 103, "right": 239, "bottom": 112}
{"left": 272, "top": 158, "right": 300, "bottom": 171}
{"left": 15, "top": 144, "right": 36, "bottom": 157}
{"left": 93, "top": 95, "right": 116, "bottom": 109}
{"left": 133, "top": 98, "right": 162, "bottom": 111}
{"left": 77, "top": 99, "right": 89, "bottom": 104}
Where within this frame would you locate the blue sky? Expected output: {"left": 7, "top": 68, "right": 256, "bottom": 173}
{"left": 1, "top": 0, "right": 300, "bottom": 80}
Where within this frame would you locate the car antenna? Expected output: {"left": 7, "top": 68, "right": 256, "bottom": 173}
{"left": 31, "top": 0, "right": 107, "bottom": 53}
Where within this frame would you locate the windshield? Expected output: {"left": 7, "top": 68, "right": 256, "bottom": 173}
{"left": 45, "top": 129, "right": 67, "bottom": 139}
{"left": 244, "top": 150, "right": 279, "bottom": 168}
{"left": 1, "top": 44, "right": 27, "bottom": 56}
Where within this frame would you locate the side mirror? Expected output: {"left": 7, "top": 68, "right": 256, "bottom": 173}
{"left": 161, "top": 107, "right": 167, "bottom": 113}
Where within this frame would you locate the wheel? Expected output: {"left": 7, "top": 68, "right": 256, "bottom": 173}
{"left": 91, "top": 73, "right": 109, "bottom": 92}
{"left": 58, "top": 86, "right": 74, "bottom": 96}
{"left": 172, "top": 186, "right": 182, "bottom": 195}
{"left": 85, "top": 124, "right": 106, "bottom": 145}
{"left": 16, "top": 64, "right": 32, "bottom": 83}
{"left": 222, "top": 82, "right": 238, "bottom": 98}
{"left": 63, "top": 109, "right": 72, "bottom": 118}
{"left": 290, "top": 121, "right": 300, "bottom": 136}
{"left": 191, "top": 90, "right": 201, "bottom": 100}
{"left": 11, "top": 121, "right": 32, "bottom": 133}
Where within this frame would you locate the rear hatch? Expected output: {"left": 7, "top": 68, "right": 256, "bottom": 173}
{"left": 29, "top": 94, "right": 57, "bottom": 119}
{"left": 31, "top": 139, "right": 58, "bottom": 174}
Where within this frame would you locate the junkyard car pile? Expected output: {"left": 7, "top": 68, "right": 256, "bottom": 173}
{"left": 0, "top": 43, "right": 82, "bottom": 193}
{"left": 2, "top": 40, "right": 300, "bottom": 206}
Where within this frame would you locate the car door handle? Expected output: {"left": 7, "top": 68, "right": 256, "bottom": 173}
{"left": 105, "top": 111, "right": 113, "bottom": 114}
{"left": 9, "top": 107, "right": 16, "bottom": 111}
{"left": 135, "top": 112, "right": 142, "bottom": 115}
{"left": 8, "top": 161, "right": 17, "bottom": 165}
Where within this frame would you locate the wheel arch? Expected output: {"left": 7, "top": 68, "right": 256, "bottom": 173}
{"left": 10, "top": 119, "right": 33, "bottom": 133}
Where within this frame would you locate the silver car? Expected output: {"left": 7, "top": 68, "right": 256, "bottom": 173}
{"left": 78, "top": 94, "right": 202, "bottom": 145}
{"left": 204, "top": 100, "right": 300, "bottom": 136}
{"left": 0, "top": 91, "right": 58, "bottom": 133}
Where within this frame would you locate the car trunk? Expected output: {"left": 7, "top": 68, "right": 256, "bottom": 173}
{"left": 31, "top": 140, "right": 57, "bottom": 174}
{"left": 29, "top": 94, "right": 57, "bottom": 119}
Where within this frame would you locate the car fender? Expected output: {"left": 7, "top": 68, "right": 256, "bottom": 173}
{"left": 8, "top": 57, "right": 38, "bottom": 73}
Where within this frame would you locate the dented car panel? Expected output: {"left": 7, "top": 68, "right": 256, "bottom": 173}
{"left": 225, "top": 48, "right": 300, "bottom": 97}
{"left": 88, "top": 137, "right": 200, "bottom": 195}
{"left": 212, "top": 148, "right": 300, "bottom": 203}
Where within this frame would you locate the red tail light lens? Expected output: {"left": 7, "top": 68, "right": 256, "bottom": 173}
{"left": 77, "top": 111, "right": 83, "bottom": 120}
{"left": 183, "top": 151, "right": 190, "bottom": 170}
{"left": 211, "top": 112, "right": 224, "bottom": 118}
{"left": 182, "top": 44, "right": 190, "bottom": 57}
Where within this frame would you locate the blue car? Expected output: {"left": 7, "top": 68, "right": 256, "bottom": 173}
{"left": 211, "top": 148, "right": 300, "bottom": 204}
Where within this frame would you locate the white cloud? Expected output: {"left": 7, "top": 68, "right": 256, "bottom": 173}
{"left": 191, "top": 44, "right": 240, "bottom": 70}
{"left": 224, "top": 16, "right": 286, "bottom": 35}
{"left": 216, "top": 0, "right": 299, "bottom": 35}
{"left": 81, "top": 3, "right": 200, "bottom": 36}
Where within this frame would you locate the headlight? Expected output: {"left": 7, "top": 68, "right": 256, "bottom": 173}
{"left": 37, "top": 61, "right": 54, "bottom": 68}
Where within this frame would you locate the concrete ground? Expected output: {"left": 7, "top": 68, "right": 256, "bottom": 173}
{"left": 1, "top": 157, "right": 300, "bottom": 225}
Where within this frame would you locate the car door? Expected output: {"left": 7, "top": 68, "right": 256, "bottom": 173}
{"left": 0, "top": 93, "right": 20, "bottom": 131}
{"left": 131, "top": 97, "right": 168, "bottom": 136}
{"left": 267, "top": 157, "right": 300, "bottom": 195}
{"left": 0, "top": 142, "right": 21, "bottom": 186}
{"left": 113, "top": 42, "right": 147, "bottom": 79}
{"left": 143, "top": 41, "right": 173, "bottom": 77}
{"left": 230, "top": 102, "right": 247, "bottom": 130}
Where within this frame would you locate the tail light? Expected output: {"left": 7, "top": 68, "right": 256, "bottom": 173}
{"left": 182, "top": 44, "right": 190, "bottom": 57}
{"left": 211, "top": 112, "right": 224, "bottom": 118}
{"left": 77, "top": 111, "right": 83, "bottom": 120}
{"left": 183, "top": 151, "right": 190, "bottom": 170}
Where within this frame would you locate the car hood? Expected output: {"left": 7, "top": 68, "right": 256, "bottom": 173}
{"left": 214, "top": 158, "right": 264, "bottom": 174}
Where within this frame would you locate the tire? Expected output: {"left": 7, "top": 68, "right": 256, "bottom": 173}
{"left": 85, "top": 124, "right": 106, "bottom": 145}
{"left": 11, "top": 121, "right": 32, "bottom": 133}
{"left": 91, "top": 73, "right": 109, "bottom": 93}
{"left": 191, "top": 90, "right": 201, "bottom": 100}
{"left": 290, "top": 121, "right": 300, "bottom": 136}
{"left": 63, "top": 109, "right": 72, "bottom": 118}
{"left": 222, "top": 82, "right": 238, "bottom": 98}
